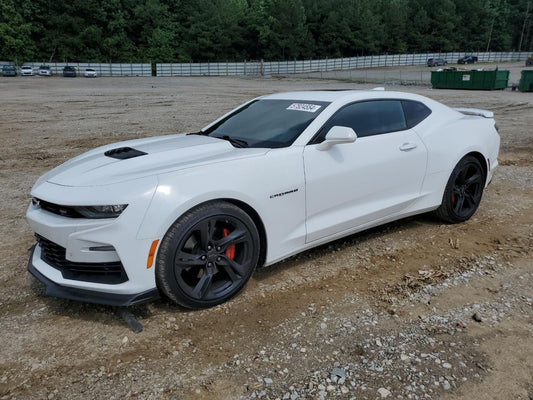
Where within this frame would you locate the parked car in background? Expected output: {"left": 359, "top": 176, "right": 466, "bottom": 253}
{"left": 457, "top": 55, "right": 478, "bottom": 64}
{"left": 39, "top": 65, "right": 52, "bottom": 76}
{"left": 2, "top": 65, "right": 18, "bottom": 77}
{"left": 427, "top": 58, "right": 447, "bottom": 67}
{"left": 62, "top": 66, "right": 77, "bottom": 77}
{"left": 20, "top": 65, "right": 35, "bottom": 76}
{"left": 84, "top": 68, "right": 97, "bottom": 78}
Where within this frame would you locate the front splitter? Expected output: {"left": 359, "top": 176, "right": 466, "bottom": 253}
{"left": 27, "top": 246, "right": 160, "bottom": 307}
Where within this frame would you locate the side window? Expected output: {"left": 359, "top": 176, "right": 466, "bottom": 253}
{"left": 317, "top": 100, "right": 407, "bottom": 142}
{"left": 401, "top": 100, "right": 432, "bottom": 128}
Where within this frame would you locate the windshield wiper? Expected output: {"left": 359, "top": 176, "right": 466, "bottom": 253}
{"left": 215, "top": 135, "right": 249, "bottom": 148}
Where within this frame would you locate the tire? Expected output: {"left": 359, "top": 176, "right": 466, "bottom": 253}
{"left": 434, "top": 156, "right": 486, "bottom": 223}
{"left": 156, "top": 201, "right": 260, "bottom": 309}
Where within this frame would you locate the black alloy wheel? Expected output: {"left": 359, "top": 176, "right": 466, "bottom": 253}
{"left": 156, "top": 201, "right": 260, "bottom": 309}
{"left": 435, "top": 156, "right": 485, "bottom": 223}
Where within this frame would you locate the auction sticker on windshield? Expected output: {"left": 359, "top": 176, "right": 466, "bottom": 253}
{"left": 286, "top": 103, "right": 322, "bottom": 112}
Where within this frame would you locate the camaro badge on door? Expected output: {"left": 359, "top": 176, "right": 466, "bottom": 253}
{"left": 270, "top": 188, "right": 299, "bottom": 199}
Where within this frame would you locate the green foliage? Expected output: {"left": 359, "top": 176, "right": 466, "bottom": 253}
{"left": 0, "top": 0, "right": 531, "bottom": 63}
{"left": 0, "top": 0, "right": 34, "bottom": 63}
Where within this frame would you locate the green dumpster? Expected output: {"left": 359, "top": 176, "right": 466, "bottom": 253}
{"left": 518, "top": 70, "right": 533, "bottom": 92}
{"left": 431, "top": 70, "right": 510, "bottom": 90}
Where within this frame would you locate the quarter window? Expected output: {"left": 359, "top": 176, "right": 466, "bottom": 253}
{"left": 401, "top": 100, "right": 432, "bottom": 128}
{"left": 317, "top": 100, "right": 407, "bottom": 141}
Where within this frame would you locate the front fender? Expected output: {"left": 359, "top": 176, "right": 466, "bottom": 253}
{"left": 136, "top": 147, "right": 307, "bottom": 264}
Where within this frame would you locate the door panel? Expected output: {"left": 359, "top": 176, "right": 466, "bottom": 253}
{"left": 304, "top": 129, "right": 426, "bottom": 243}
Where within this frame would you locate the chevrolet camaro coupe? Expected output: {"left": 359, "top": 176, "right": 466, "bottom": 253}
{"left": 27, "top": 90, "right": 500, "bottom": 309}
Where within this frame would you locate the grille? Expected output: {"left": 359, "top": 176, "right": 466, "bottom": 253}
{"left": 36, "top": 235, "right": 128, "bottom": 284}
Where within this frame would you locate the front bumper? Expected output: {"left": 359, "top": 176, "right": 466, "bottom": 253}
{"left": 28, "top": 245, "right": 160, "bottom": 306}
{"left": 26, "top": 177, "right": 161, "bottom": 306}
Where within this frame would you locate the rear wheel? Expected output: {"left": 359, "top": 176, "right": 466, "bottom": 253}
{"left": 434, "top": 156, "right": 485, "bottom": 223}
{"left": 156, "top": 201, "right": 260, "bottom": 309}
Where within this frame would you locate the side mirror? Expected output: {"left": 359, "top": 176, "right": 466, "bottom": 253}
{"left": 316, "top": 126, "right": 357, "bottom": 151}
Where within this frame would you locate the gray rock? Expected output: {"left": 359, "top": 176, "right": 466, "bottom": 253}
{"left": 377, "top": 387, "right": 391, "bottom": 398}
{"left": 330, "top": 367, "right": 346, "bottom": 379}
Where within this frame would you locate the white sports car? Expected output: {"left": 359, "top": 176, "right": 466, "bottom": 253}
{"left": 27, "top": 90, "right": 500, "bottom": 309}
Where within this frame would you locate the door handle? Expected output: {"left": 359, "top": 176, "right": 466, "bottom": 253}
{"left": 399, "top": 142, "right": 417, "bottom": 151}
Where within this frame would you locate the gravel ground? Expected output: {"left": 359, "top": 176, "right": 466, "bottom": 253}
{"left": 0, "top": 73, "right": 531, "bottom": 400}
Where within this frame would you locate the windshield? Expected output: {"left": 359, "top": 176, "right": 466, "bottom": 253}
{"left": 203, "top": 99, "right": 329, "bottom": 148}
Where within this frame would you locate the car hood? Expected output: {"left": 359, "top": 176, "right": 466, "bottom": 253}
{"left": 41, "top": 134, "right": 269, "bottom": 187}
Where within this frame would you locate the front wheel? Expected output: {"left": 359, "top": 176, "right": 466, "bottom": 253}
{"left": 434, "top": 156, "right": 486, "bottom": 223}
{"left": 156, "top": 201, "right": 260, "bottom": 309}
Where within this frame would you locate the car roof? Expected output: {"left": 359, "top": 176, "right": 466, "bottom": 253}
{"left": 260, "top": 90, "right": 431, "bottom": 104}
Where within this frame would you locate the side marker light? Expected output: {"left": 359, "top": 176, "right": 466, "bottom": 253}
{"left": 147, "top": 239, "right": 160, "bottom": 269}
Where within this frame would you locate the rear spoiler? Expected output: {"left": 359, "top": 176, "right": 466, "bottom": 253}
{"left": 454, "top": 108, "right": 494, "bottom": 118}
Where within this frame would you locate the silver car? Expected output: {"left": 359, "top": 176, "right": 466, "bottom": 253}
{"left": 39, "top": 65, "right": 52, "bottom": 76}
{"left": 84, "top": 68, "right": 97, "bottom": 78}
{"left": 20, "top": 66, "right": 35, "bottom": 76}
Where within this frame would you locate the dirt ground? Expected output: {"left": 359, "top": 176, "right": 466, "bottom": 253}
{"left": 0, "top": 69, "right": 532, "bottom": 400}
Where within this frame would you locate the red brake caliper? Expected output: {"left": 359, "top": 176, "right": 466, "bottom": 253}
{"left": 223, "top": 228, "right": 235, "bottom": 260}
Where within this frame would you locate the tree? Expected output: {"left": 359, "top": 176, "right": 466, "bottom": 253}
{"left": 0, "top": 0, "right": 531, "bottom": 62}
{"left": 255, "top": 0, "right": 309, "bottom": 60}
{"left": 0, "top": 0, "right": 34, "bottom": 63}
{"left": 380, "top": 0, "right": 409, "bottom": 53}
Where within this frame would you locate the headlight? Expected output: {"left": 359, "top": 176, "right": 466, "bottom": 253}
{"left": 32, "top": 198, "right": 128, "bottom": 219}
{"left": 74, "top": 204, "right": 128, "bottom": 218}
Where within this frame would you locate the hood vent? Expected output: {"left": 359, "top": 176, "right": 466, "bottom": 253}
{"left": 104, "top": 147, "right": 147, "bottom": 160}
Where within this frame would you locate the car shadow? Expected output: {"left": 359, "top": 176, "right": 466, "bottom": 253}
{"left": 252, "top": 212, "right": 441, "bottom": 282}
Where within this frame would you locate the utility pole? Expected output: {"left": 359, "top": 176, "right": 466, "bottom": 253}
{"left": 486, "top": 18, "right": 495, "bottom": 53}
{"left": 485, "top": 0, "right": 500, "bottom": 53}
{"left": 518, "top": 1, "right": 531, "bottom": 52}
